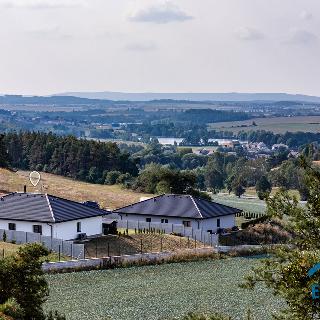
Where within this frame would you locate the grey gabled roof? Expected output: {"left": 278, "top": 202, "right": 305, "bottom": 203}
{"left": 114, "top": 194, "right": 241, "bottom": 219}
{"left": 0, "top": 192, "right": 109, "bottom": 223}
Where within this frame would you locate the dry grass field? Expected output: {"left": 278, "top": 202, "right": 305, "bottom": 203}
{"left": 85, "top": 234, "right": 205, "bottom": 258}
{"left": 0, "top": 169, "right": 152, "bottom": 210}
{"left": 209, "top": 116, "right": 320, "bottom": 134}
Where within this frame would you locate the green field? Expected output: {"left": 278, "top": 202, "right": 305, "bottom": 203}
{"left": 209, "top": 116, "right": 320, "bottom": 134}
{"left": 46, "top": 258, "right": 284, "bottom": 320}
{"left": 213, "top": 194, "right": 267, "bottom": 214}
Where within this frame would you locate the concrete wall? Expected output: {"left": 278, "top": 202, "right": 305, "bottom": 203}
{"left": 42, "top": 247, "right": 216, "bottom": 272}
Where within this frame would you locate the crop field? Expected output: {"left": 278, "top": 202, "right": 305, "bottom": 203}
{"left": 46, "top": 257, "right": 283, "bottom": 320}
{"left": 208, "top": 116, "right": 320, "bottom": 134}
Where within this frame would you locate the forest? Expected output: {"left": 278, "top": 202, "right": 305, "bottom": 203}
{"left": 0, "top": 131, "right": 317, "bottom": 201}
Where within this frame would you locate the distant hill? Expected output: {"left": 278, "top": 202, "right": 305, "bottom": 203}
{"left": 0, "top": 95, "right": 112, "bottom": 105}
{"left": 57, "top": 91, "right": 320, "bottom": 103}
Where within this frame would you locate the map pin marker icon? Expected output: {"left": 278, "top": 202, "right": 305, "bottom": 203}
{"left": 29, "top": 171, "right": 41, "bottom": 187}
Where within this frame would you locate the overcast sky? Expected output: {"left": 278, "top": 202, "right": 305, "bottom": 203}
{"left": 0, "top": 0, "right": 319, "bottom": 96}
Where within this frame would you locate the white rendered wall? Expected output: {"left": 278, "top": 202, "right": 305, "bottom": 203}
{"left": 0, "top": 220, "right": 52, "bottom": 236}
{"left": 119, "top": 214, "right": 235, "bottom": 232}
{"left": 0, "top": 216, "right": 103, "bottom": 240}
{"left": 53, "top": 216, "right": 103, "bottom": 240}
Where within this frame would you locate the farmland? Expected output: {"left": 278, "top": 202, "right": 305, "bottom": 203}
{"left": 209, "top": 116, "right": 320, "bottom": 134}
{"left": 46, "top": 257, "right": 284, "bottom": 320}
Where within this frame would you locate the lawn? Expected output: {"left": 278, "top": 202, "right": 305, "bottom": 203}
{"left": 0, "top": 169, "right": 152, "bottom": 210}
{"left": 208, "top": 115, "right": 320, "bottom": 134}
{"left": 213, "top": 193, "right": 267, "bottom": 214}
{"left": 46, "top": 257, "right": 284, "bottom": 320}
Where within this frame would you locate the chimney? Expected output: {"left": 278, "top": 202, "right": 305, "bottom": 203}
{"left": 23, "top": 185, "right": 27, "bottom": 193}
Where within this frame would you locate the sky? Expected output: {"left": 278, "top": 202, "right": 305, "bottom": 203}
{"left": 0, "top": 0, "right": 319, "bottom": 96}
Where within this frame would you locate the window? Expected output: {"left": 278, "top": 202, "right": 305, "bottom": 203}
{"left": 33, "top": 225, "right": 42, "bottom": 235}
{"left": 77, "top": 222, "right": 82, "bottom": 233}
{"left": 183, "top": 221, "right": 191, "bottom": 227}
{"left": 8, "top": 223, "right": 16, "bottom": 231}
{"left": 146, "top": 218, "right": 151, "bottom": 223}
{"left": 217, "top": 218, "right": 221, "bottom": 228}
{"left": 161, "top": 219, "right": 168, "bottom": 223}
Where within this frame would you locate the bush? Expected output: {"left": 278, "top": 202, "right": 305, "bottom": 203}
{"left": 0, "top": 299, "right": 24, "bottom": 320}
{"left": 104, "top": 171, "right": 122, "bottom": 185}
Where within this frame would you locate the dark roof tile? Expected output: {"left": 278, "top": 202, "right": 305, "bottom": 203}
{"left": 0, "top": 193, "right": 109, "bottom": 223}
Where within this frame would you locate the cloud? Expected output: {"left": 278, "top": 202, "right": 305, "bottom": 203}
{"left": 124, "top": 41, "right": 157, "bottom": 52}
{"left": 0, "top": 0, "right": 86, "bottom": 9}
{"left": 235, "top": 27, "right": 265, "bottom": 41}
{"left": 285, "top": 29, "right": 318, "bottom": 45}
{"left": 300, "top": 10, "right": 313, "bottom": 21}
{"left": 127, "top": 1, "right": 193, "bottom": 24}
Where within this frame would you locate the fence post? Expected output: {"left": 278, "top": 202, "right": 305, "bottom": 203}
{"left": 195, "top": 236, "right": 197, "bottom": 249}
{"left": 95, "top": 239, "right": 98, "bottom": 258}
{"left": 58, "top": 245, "right": 61, "bottom": 262}
{"left": 71, "top": 243, "right": 73, "bottom": 260}
{"left": 108, "top": 243, "right": 110, "bottom": 257}
{"left": 160, "top": 237, "right": 163, "bottom": 252}
{"left": 188, "top": 236, "right": 190, "bottom": 249}
{"left": 140, "top": 239, "right": 143, "bottom": 254}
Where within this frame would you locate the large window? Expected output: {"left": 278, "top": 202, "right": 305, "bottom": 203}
{"left": 77, "top": 222, "right": 82, "bottom": 233}
{"left": 33, "top": 225, "right": 42, "bottom": 235}
{"left": 8, "top": 223, "right": 16, "bottom": 231}
{"left": 183, "top": 221, "right": 191, "bottom": 227}
{"left": 161, "top": 219, "right": 168, "bottom": 224}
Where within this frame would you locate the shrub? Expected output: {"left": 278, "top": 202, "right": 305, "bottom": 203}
{"left": 0, "top": 299, "right": 24, "bottom": 320}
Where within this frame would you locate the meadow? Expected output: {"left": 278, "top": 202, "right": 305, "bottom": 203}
{"left": 209, "top": 115, "right": 320, "bottom": 134}
{"left": 0, "top": 169, "right": 152, "bottom": 210}
{"left": 46, "top": 257, "right": 283, "bottom": 320}
{"left": 213, "top": 193, "right": 267, "bottom": 214}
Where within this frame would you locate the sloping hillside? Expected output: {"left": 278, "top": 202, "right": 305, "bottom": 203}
{"left": 0, "top": 169, "right": 151, "bottom": 210}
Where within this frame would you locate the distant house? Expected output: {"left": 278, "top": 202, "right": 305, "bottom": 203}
{"left": 272, "top": 144, "right": 289, "bottom": 151}
{"left": 220, "top": 140, "right": 241, "bottom": 149}
{"left": 0, "top": 193, "right": 109, "bottom": 240}
{"left": 114, "top": 194, "right": 241, "bottom": 233}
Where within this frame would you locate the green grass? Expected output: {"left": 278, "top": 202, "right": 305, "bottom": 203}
{"left": 213, "top": 194, "right": 267, "bottom": 214}
{"left": 46, "top": 257, "right": 284, "bottom": 320}
{"left": 208, "top": 115, "right": 320, "bottom": 134}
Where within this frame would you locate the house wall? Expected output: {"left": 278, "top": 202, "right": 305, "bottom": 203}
{"left": 0, "top": 220, "right": 52, "bottom": 236}
{"left": 119, "top": 214, "right": 235, "bottom": 232}
{"left": 0, "top": 216, "right": 103, "bottom": 241}
{"left": 53, "top": 216, "right": 103, "bottom": 240}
